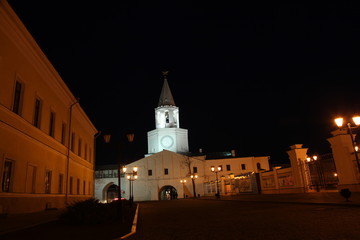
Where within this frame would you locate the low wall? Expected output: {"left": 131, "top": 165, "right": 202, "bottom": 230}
{"left": 260, "top": 167, "right": 305, "bottom": 194}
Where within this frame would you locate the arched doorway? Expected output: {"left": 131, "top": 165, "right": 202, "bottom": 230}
{"left": 107, "top": 184, "right": 119, "bottom": 202}
{"left": 159, "top": 185, "right": 178, "bottom": 200}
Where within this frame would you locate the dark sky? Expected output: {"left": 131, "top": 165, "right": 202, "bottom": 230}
{"left": 7, "top": 1, "right": 360, "bottom": 165}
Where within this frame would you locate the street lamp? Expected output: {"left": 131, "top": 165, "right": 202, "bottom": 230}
{"left": 190, "top": 174, "right": 198, "bottom": 198}
{"left": 211, "top": 166, "right": 222, "bottom": 198}
{"left": 334, "top": 116, "right": 360, "bottom": 172}
{"left": 306, "top": 155, "right": 323, "bottom": 192}
{"left": 100, "top": 134, "right": 124, "bottom": 217}
{"left": 180, "top": 179, "right": 187, "bottom": 198}
{"left": 124, "top": 166, "right": 138, "bottom": 207}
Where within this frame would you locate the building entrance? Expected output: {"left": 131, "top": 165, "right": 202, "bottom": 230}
{"left": 107, "top": 184, "right": 118, "bottom": 202}
{"left": 159, "top": 185, "right": 178, "bottom": 200}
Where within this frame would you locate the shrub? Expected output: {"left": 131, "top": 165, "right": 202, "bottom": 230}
{"left": 59, "top": 198, "right": 128, "bottom": 225}
{"left": 339, "top": 188, "right": 352, "bottom": 202}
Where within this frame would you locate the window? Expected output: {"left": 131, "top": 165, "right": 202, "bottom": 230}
{"left": 193, "top": 167, "right": 198, "bottom": 173}
{"left": 148, "top": 169, "right": 152, "bottom": 176}
{"left": 45, "top": 170, "right": 52, "bottom": 194}
{"left": 77, "top": 178, "right": 80, "bottom": 194}
{"left": 88, "top": 181, "right": 91, "bottom": 194}
{"left": 61, "top": 123, "right": 66, "bottom": 145}
{"left": 257, "top": 162, "right": 261, "bottom": 170}
{"left": 83, "top": 180, "right": 86, "bottom": 195}
{"left": 78, "top": 138, "right": 82, "bottom": 157}
{"left": 13, "top": 81, "right": 23, "bottom": 115}
{"left": 89, "top": 148, "right": 93, "bottom": 163}
{"left": 226, "top": 164, "right": 231, "bottom": 171}
{"left": 71, "top": 132, "right": 75, "bottom": 152}
{"left": 165, "top": 111, "right": 169, "bottom": 123}
{"left": 164, "top": 168, "right": 168, "bottom": 175}
{"left": 58, "top": 174, "right": 63, "bottom": 193}
{"left": 2, "top": 160, "right": 13, "bottom": 192}
{"left": 84, "top": 144, "right": 88, "bottom": 160}
{"left": 49, "top": 111, "right": 56, "bottom": 137}
{"left": 69, "top": 177, "right": 73, "bottom": 194}
{"left": 241, "top": 164, "right": 246, "bottom": 170}
{"left": 33, "top": 98, "right": 42, "bottom": 128}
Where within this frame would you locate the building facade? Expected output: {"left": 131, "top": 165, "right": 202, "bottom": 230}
{"left": 95, "top": 73, "right": 270, "bottom": 202}
{"left": 0, "top": 0, "right": 98, "bottom": 214}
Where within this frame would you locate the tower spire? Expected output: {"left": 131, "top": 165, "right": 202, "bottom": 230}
{"left": 158, "top": 70, "right": 175, "bottom": 107}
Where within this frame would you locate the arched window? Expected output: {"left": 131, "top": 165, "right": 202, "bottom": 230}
{"left": 165, "top": 111, "right": 169, "bottom": 123}
{"left": 257, "top": 162, "right": 261, "bottom": 170}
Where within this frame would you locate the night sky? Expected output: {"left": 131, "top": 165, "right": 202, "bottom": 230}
{"left": 7, "top": 1, "right": 360, "bottom": 165}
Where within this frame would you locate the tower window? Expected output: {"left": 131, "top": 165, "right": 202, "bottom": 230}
{"left": 165, "top": 111, "right": 169, "bottom": 123}
{"left": 148, "top": 169, "right": 153, "bottom": 176}
{"left": 164, "top": 168, "right": 168, "bottom": 175}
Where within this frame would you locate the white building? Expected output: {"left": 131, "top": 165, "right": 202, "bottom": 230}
{"left": 95, "top": 72, "right": 270, "bottom": 202}
{"left": 0, "top": 1, "right": 98, "bottom": 214}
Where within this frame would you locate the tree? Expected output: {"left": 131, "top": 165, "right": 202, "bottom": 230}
{"left": 182, "top": 155, "right": 197, "bottom": 198}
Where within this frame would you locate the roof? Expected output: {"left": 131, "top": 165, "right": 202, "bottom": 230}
{"left": 158, "top": 74, "right": 176, "bottom": 107}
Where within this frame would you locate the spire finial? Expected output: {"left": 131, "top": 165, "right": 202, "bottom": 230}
{"left": 162, "top": 70, "right": 169, "bottom": 79}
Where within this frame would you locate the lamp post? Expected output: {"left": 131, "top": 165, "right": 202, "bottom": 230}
{"left": 334, "top": 116, "right": 360, "bottom": 173}
{"left": 306, "top": 155, "right": 322, "bottom": 192}
{"left": 99, "top": 134, "right": 124, "bottom": 217}
{"left": 124, "top": 166, "right": 138, "bottom": 207}
{"left": 211, "top": 166, "right": 222, "bottom": 198}
{"left": 190, "top": 174, "right": 198, "bottom": 198}
{"left": 180, "top": 179, "right": 186, "bottom": 198}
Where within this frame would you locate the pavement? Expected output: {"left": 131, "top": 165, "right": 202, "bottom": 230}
{"left": 0, "top": 191, "right": 359, "bottom": 236}
{"left": 0, "top": 208, "right": 66, "bottom": 236}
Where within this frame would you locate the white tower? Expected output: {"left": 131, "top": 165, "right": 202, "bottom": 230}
{"left": 147, "top": 71, "right": 189, "bottom": 155}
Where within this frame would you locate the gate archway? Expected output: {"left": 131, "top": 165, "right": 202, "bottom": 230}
{"left": 159, "top": 185, "right": 178, "bottom": 200}
{"left": 107, "top": 184, "right": 119, "bottom": 202}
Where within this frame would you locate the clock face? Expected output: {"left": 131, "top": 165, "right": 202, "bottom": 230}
{"left": 160, "top": 135, "right": 174, "bottom": 148}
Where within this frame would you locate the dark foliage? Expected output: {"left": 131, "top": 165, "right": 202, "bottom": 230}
{"left": 339, "top": 188, "right": 352, "bottom": 201}
{"left": 59, "top": 198, "right": 130, "bottom": 225}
